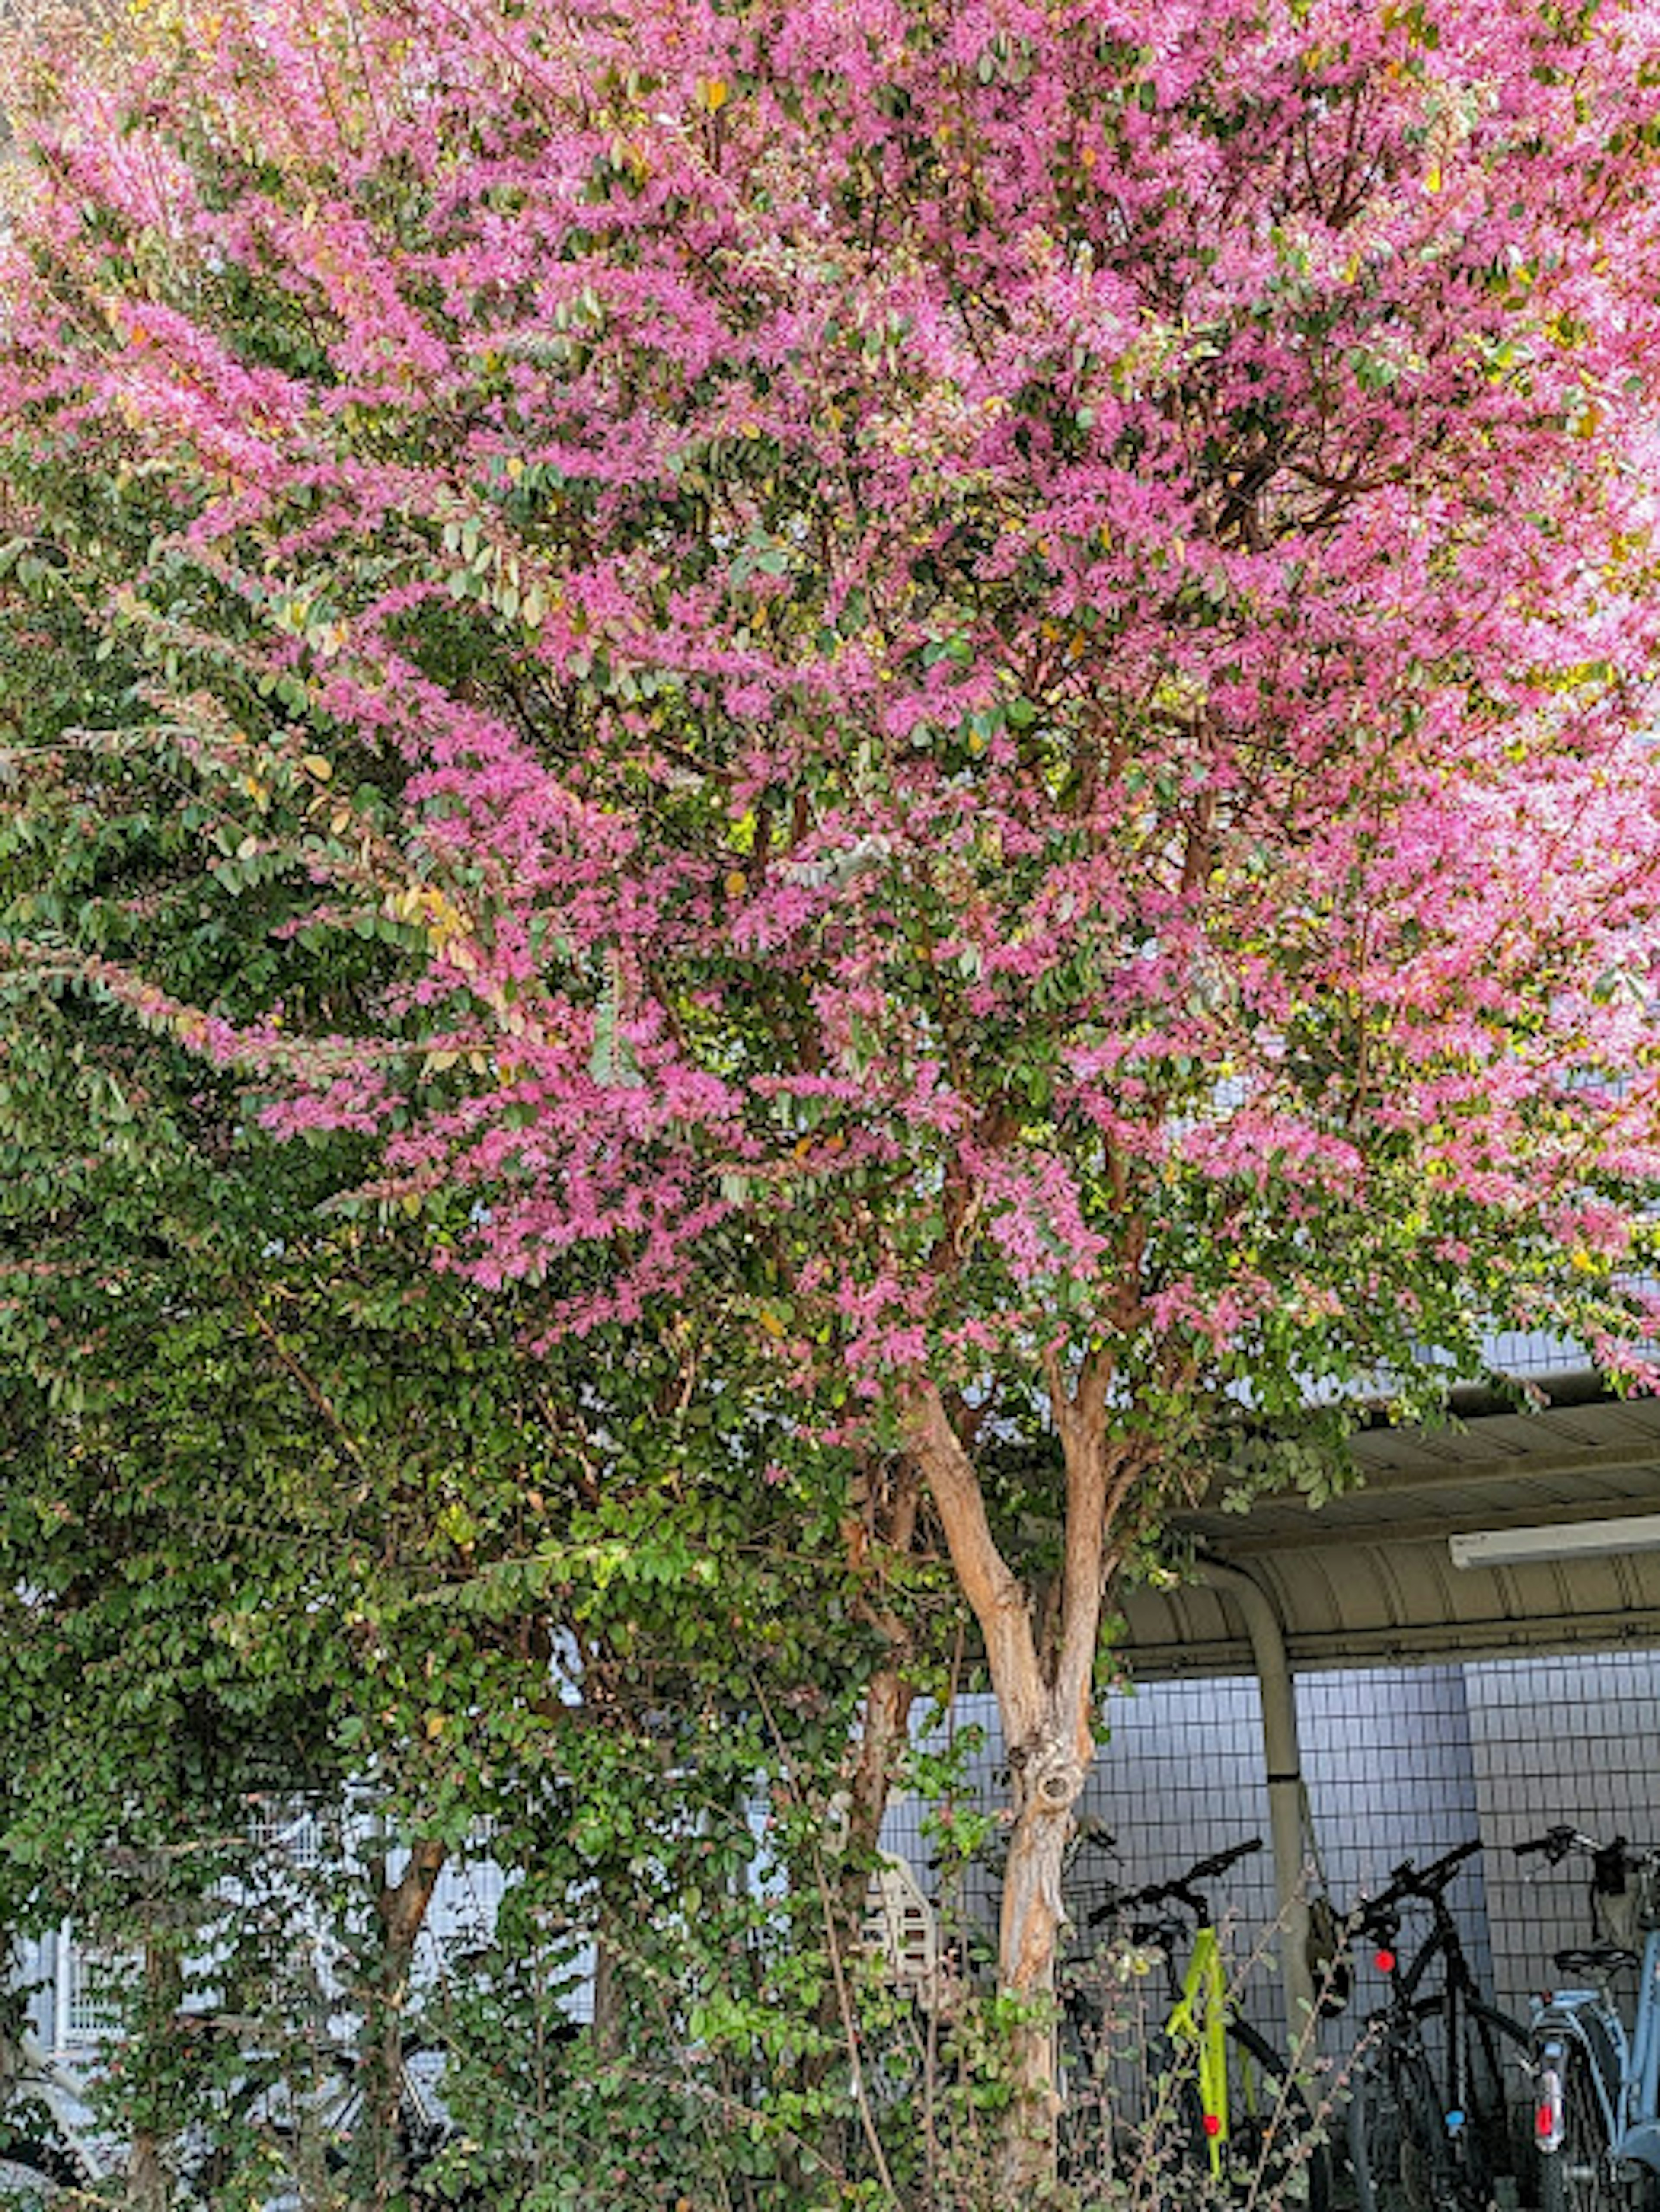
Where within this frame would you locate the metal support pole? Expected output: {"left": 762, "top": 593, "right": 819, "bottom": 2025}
{"left": 1198, "top": 1558, "right": 1316, "bottom": 2040}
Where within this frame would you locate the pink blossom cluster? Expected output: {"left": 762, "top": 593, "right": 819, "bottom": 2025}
{"left": 7, "top": 0, "right": 1660, "bottom": 1408}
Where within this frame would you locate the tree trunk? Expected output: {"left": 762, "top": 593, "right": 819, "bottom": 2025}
{"left": 905, "top": 1371, "right": 1123, "bottom": 2196}
{"left": 993, "top": 1693, "right": 1095, "bottom": 2187}
{"left": 591, "top": 1911, "right": 622, "bottom": 2062}
{"left": 823, "top": 1465, "right": 921, "bottom": 2033}
{"left": 128, "top": 2131, "right": 171, "bottom": 2212}
{"left": 129, "top": 1911, "right": 185, "bottom": 2212}
{"left": 813, "top": 1658, "right": 915, "bottom": 2073}
{"left": 797, "top": 1463, "right": 921, "bottom": 2177}
{"left": 363, "top": 1835, "right": 446, "bottom": 2212}
{"left": 778, "top": 1661, "right": 916, "bottom": 2199}
{"left": 835, "top": 1662, "right": 915, "bottom": 1920}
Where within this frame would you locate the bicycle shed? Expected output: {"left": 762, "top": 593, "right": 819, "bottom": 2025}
{"left": 1112, "top": 1369, "right": 1660, "bottom": 2036}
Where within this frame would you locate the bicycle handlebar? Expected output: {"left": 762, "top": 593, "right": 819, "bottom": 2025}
{"left": 1512, "top": 1826, "right": 1660, "bottom": 1874}
{"left": 1189, "top": 1836, "right": 1265, "bottom": 1885}
{"left": 1345, "top": 1838, "right": 1481, "bottom": 1939}
{"left": 1513, "top": 1825, "right": 1597, "bottom": 1865}
{"left": 1510, "top": 1824, "right": 1660, "bottom": 1864}
{"left": 1385, "top": 1837, "right": 1481, "bottom": 1900}
{"left": 1087, "top": 1836, "right": 1264, "bottom": 1927}
{"left": 1127, "top": 1835, "right": 1265, "bottom": 1909}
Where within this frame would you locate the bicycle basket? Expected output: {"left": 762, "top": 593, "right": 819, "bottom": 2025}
{"left": 1592, "top": 1854, "right": 1660, "bottom": 1947}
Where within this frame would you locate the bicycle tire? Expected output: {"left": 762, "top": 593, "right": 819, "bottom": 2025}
{"left": 1184, "top": 2018, "right": 1333, "bottom": 2211}
{"left": 1350, "top": 2041, "right": 1450, "bottom": 2212}
{"left": 1350, "top": 1993, "right": 1531, "bottom": 2212}
{"left": 1540, "top": 2049, "right": 1658, "bottom": 2212}
{"left": 1456, "top": 1996, "right": 1536, "bottom": 2209}
{"left": 1347, "top": 2050, "right": 1404, "bottom": 2212}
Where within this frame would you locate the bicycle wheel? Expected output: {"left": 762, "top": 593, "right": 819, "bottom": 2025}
{"left": 1190, "top": 2019, "right": 1333, "bottom": 2212}
{"left": 1540, "top": 2050, "right": 1656, "bottom": 2212}
{"left": 1347, "top": 2050, "right": 1404, "bottom": 2212}
{"left": 1454, "top": 1996, "right": 1535, "bottom": 2210}
{"left": 1350, "top": 2040, "right": 1450, "bottom": 2212}
{"left": 1350, "top": 1993, "right": 1531, "bottom": 2212}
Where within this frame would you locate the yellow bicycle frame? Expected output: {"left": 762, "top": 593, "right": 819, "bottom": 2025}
{"left": 1165, "top": 1922, "right": 1229, "bottom": 2176}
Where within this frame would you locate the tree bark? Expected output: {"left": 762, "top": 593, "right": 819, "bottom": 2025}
{"left": 591, "top": 1910, "right": 622, "bottom": 2062}
{"left": 836, "top": 1662, "right": 916, "bottom": 1916}
{"left": 786, "top": 1657, "right": 917, "bottom": 2200}
{"left": 904, "top": 1372, "right": 1126, "bottom": 2195}
{"left": 830, "top": 1458, "right": 922, "bottom": 1937}
{"left": 128, "top": 1933, "right": 183, "bottom": 2212}
{"left": 363, "top": 1835, "right": 446, "bottom": 2212}
{"left": 804, "top": 1462, "right": 920, "bottom": 2126}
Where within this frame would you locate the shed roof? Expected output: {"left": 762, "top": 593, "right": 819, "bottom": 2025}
{"left": 1119, "top": 1379, "right": 1660, "bottom": 1676}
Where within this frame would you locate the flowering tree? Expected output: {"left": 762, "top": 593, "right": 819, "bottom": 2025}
{"left": 9, "top": 0, "right": 1660, "bottom": 2178}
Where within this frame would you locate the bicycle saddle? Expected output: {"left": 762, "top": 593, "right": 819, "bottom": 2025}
{"left": 1552, "top": 1942, "right": 1641, "bottom": 1976}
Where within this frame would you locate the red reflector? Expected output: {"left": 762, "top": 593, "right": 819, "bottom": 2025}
{"left": 1203, "top": 2114, "right": 1222, "bottom": 2137}
{"left": 1374, "top": 1949, "right": 1396, "bottom": 1973}
{"left": 1536, "top": 2103, "right": 1555, "bottom": 2142}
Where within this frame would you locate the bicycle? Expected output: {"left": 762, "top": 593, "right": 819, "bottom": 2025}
{"left": 1341, "top": 1836, "right": 1534, "bottom": 2212}
{"left": 1516, "top": 1823, "right": 1660, "bottom": 2212}
{"left": 1077, "top": 1834, "right": 1333, "bottom": 2208}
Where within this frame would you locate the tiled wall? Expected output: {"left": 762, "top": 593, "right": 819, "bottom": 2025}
{"left": 1469, "top": 1650, "right": 1660, "bottom": 2023}
{"left": 882, "top": 1651, "right": 1655, "bottom": 2052}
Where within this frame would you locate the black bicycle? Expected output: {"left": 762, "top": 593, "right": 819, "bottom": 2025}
{"left": 1072, "top": 1835, "right": 1333, "bottom": 2208}
{"left": 1344, "top": 1838, "right": 1534, "bottom": 2212}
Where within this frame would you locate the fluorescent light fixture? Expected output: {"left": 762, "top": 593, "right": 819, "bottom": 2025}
{"left": 1449, "top": 1514, "right": 1660, "bottom": 1570}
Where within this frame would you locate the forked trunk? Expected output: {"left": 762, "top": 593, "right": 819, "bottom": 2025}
{"left": 905, "top": 1373, "right": 1123, "bottom": 2196}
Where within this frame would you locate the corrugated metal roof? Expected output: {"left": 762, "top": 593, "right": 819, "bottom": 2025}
{"left": 1120, "top": 1382, "right": 1660, "bottom": 1677}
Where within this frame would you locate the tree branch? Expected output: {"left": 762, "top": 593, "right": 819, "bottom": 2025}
{"left": 902, "top": 1379, "right": 1042, "bottom": 1744}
